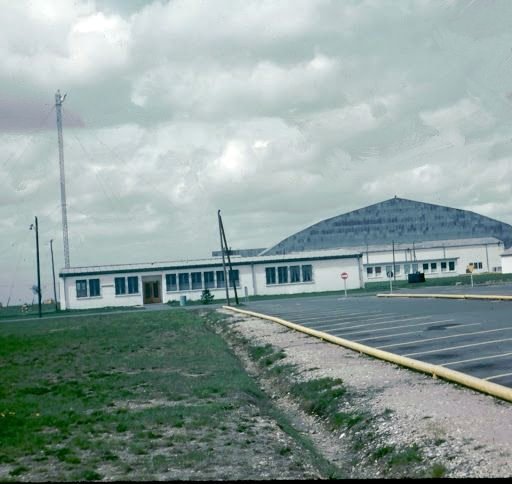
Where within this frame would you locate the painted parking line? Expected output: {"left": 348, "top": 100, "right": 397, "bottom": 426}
{"left": 403, "top": 337, "right": 512, "bottom": 358}
{"left": 348, "top": 320, "right": 473, "bottom": 340}
{"left": 310, "top": 315, "right": 435, "bottom": 332}
{"left": 296, "top": 312, "right": 398, "bottom": 322}
{"left": 377, "top": 327, "right": 512, "bottom": 350}
{"left": 354, "top": 323, "right": 481, "bottom": 343}
{"left": 440, "top": 351, "right": 512, "bottom": 367}
{"left": 485, "top": 372, "right": 512, "bottom": 381}
{"left": 284, "top": 310, "right": 385, "bottom": 322}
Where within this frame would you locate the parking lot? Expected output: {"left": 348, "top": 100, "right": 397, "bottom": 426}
{"left": 245, "top": 294, "right": 512, "bottom": 389}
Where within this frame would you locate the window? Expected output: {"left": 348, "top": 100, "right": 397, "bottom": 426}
{"left": 178, "top": 273, "right": 190, "bottom": 291}
{"left": 423, "top": 263, "right": 429, "bottom": 272}
{"left": 449, "top": 261, "right": 455, "bottom": 271}
{"left": 204, "top": 271, "right": 215, "bottom": 289}
{"left": 404, "top": 264, "right": 410, "bottom": 275}
{"left": 127, "top": 276, "right": 139, "bottom": 294}
{"left": 228, "top": 269, "right": 240, "bottom": 287}
{"left": 89, "top": 279, "right": 100, "bottom": 297}
{"left": 412, "top": 263, "right": 418, "bottom": 273}
{"left": 430, "top": 262, "right": 437, "bottom": 272}
{"left": 302, "top": 265, "right": 313, "bottom": 282}
{"left": 166, "top": 274, "right": 177, "bottom": 291}
{"left": 476, "top": 262, "right": 483, "bottom": 269}
{"left": 385, "top": 265, "right": 392, "bottom": 276}
{"left": 367, "top": 267, "right": 373, "bottom": 276}
{"left": 289, "top": 265, "right": 300, "bottom": 283}
{"left": 76, "top": 280, "right": 87, "bottom": 298}
{"left": 191, "top": 272, "right": 202, "bottom": 290}
{"left": 395, "top": 265, "right": 401, "bottom": 274}
{"left": 375, "top": 266, "right": 382, "bottom": 276}
{"left": 441, "top": 262, "right": 447, "bottom": 272}
{"left": 266, "top": 267, "right": 276, "bottom": 285}
{"left": 216, "top": 270, "right": 225, "bottom": 288}
{"left": 278, "top": 266, "right": 288, "bottom": 284}
{"left": 115, "top": 277, "right": 126, "bottom": 295}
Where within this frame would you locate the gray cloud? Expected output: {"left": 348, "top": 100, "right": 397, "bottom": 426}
{"left": 1, "top": 0, "right": 512, "bottom": 304}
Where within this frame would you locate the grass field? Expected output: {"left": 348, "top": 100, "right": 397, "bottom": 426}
{"left": 0, "top": 309, "right": 340, "bottom": 481}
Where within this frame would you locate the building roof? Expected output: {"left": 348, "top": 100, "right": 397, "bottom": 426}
{"left": 262, "top": 197, "right": 512, "bottom": 255}
{"left": 59, "top": 247, "right": 362, "bottom": 278}
{"left": 502, "top": 248, "right": 512, "bottom": 257}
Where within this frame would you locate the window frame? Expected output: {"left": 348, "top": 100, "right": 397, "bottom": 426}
{"left": 216, "top": 270, "right": 226, "bottom": 288}
{"left": 76, "top": 280, "right": 88, "bottom": 298}
{"left": 115, "top": 277, "right": 126, "bottom": 295}
{"left": 277, "top": 266, "right": 288, "bottom": 284}
{"left": 191, "top": 272, "right": 202, "bottom": 290}
{"left": 265, "top": 267, "right": 276, "bottom": 285}
{"left": 290, "top": 265, "right": 301, "bottom": 283}
{"left": 178, "top": 273, "right": 190, "bottom": 291}
{"left": 301, "top": 265, "right": 313, "bottom": 282}
{"left": 89, "top": 279, "right": 100, "bottom": 297}
{"left": 166, "top": 274, "right": 177, "bottom": 292}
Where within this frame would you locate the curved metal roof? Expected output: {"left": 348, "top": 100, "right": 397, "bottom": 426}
{"left": 262, "top": 197, "right": 512, "bottom": 255}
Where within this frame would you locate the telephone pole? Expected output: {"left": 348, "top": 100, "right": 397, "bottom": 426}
{"left": 31, "top": 217, "right": 42, "bottom": 318}
{"left": 55, "top": 90, "right": 70, "bottom": 268}
{"left": 50, "top": 239, "right": 58, "bottom": 312}
{"left": 218, "top": 210, "right": 230, "bottom": 305}
{"left": 218, "top": 211, "right": 239, "bottom": 305}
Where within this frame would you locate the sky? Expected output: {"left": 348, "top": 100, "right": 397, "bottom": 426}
{"left": 1, "top": 0, "right": 512, "bottom": 305}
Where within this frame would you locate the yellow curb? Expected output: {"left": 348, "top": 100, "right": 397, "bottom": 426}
{"left": 223, "top": 305, "right": 512, "bottom": 404}
{"left": 377, "top": 293, "right": 512, "bottom": 301}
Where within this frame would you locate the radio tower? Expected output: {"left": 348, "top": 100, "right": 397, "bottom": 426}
{"left": 55, "top": 90, "right": 70, "bottom": 268}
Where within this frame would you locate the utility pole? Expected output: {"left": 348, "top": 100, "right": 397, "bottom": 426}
{"left": 31, "top": 217, "right": 42, "bottom": 318}
{"left": 392, "top": 240, "right": 396, "bottom": 281}
{"left": 50, "top": 239, "right": 58, "bottom": 312}
{"left": 55, "top": 90, "right": 70, "bottom": 268}
{"left": 218, "top": 210, "right": 230, "bottom": 305}
{"left": 218, "top": 210, "right": 239, "bottom": 305}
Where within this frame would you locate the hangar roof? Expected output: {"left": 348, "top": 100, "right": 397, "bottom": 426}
{"left": 262, "top": 197, "right": 512, "bottom": 255}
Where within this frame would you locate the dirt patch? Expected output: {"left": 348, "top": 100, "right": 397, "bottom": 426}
{"left": 216, "top": 309, "right": 512, "bottom": 478}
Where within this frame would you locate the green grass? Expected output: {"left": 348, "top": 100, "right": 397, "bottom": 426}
{"left": 0, "top": 303, "right": 144, "bottom": 320}
{"left": 0, "top": 308, "right": 341, "bottom": 481}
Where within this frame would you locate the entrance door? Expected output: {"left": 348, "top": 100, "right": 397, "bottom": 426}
{"left": 143, "top": 280, "right": 161, "bottom": 304}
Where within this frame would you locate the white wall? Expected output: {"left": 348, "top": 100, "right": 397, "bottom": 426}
{"left": 251, "top": 258, "right": 361, "bottom": 297}
{"left": 363, "top": 242, "right": 503, "bottom": 283}
{"left": 60, "top": 256, "right": 363, "bottom": 309}
{"left": 502, "top": 255, "right": 512, "bottom": 274}
{"left": 63, "top": 272, "right": 145, "bottom": 310}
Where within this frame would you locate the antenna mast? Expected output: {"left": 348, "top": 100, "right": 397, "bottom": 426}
{"left": 55, "top": 90, "right": 70, "bottom": 268}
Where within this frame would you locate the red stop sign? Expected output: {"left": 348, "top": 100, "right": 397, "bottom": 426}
{"left": 341, "top": 272, "right": 348, "bottom": 280}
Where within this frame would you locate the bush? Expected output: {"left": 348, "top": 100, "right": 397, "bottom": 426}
{"left": 200, "top": 289, "right": 215, "bottom": 305}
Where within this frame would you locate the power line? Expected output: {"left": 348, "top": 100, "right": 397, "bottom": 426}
{"left": 0, "top": 105, "right": 55, "bottom": 172}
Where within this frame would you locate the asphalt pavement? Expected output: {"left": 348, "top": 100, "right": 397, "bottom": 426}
{"left": 245, "top": 294, "right": 512, "bottom": 389}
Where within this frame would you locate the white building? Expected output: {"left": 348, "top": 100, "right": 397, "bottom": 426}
{"left": 501, "top": 248, "right": 512, "bottom": 274}
{"left": 58, "top": 236, "right": 504, "bottom": 310}
{"left": 59, "top": 249, "right": 363, "bottom": 310}
{"left": 358, "top": 237, "right": 503, "bottom": 282}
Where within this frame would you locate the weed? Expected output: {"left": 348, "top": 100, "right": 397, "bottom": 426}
{"left": 9, "top": 465, "right": 28, "bottom": 476}
{"left": 81, "top": 470, "right": 102, "bottom": 481}
{"left": 373, "top": 445, "right": 395, "bottom": 460}
{"left": 430, "top": 463, "right": 447, "bottom": 477}
{"left": 388, "top": 443, "right": 423, "bottom": 467}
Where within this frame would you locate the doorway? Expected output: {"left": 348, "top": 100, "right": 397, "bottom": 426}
{"left": 143, "top": 280, "right": 161, "bottom": 304}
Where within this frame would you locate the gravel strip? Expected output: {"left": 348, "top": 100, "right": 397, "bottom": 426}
{"left": 219, "top": 309, "right": 512, "bottom": 478}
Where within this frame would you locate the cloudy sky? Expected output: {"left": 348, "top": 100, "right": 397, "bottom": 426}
{"left": 1, "top": 0, "right": 512, "bottom": 305}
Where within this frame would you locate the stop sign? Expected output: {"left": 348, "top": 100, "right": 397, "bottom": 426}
{"left": 340, "top": 272, "right": 348, "bottom": 280}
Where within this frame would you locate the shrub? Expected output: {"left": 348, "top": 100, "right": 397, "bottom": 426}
{"left": 200, "top": 289, "right": 215, "bottom": 305}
